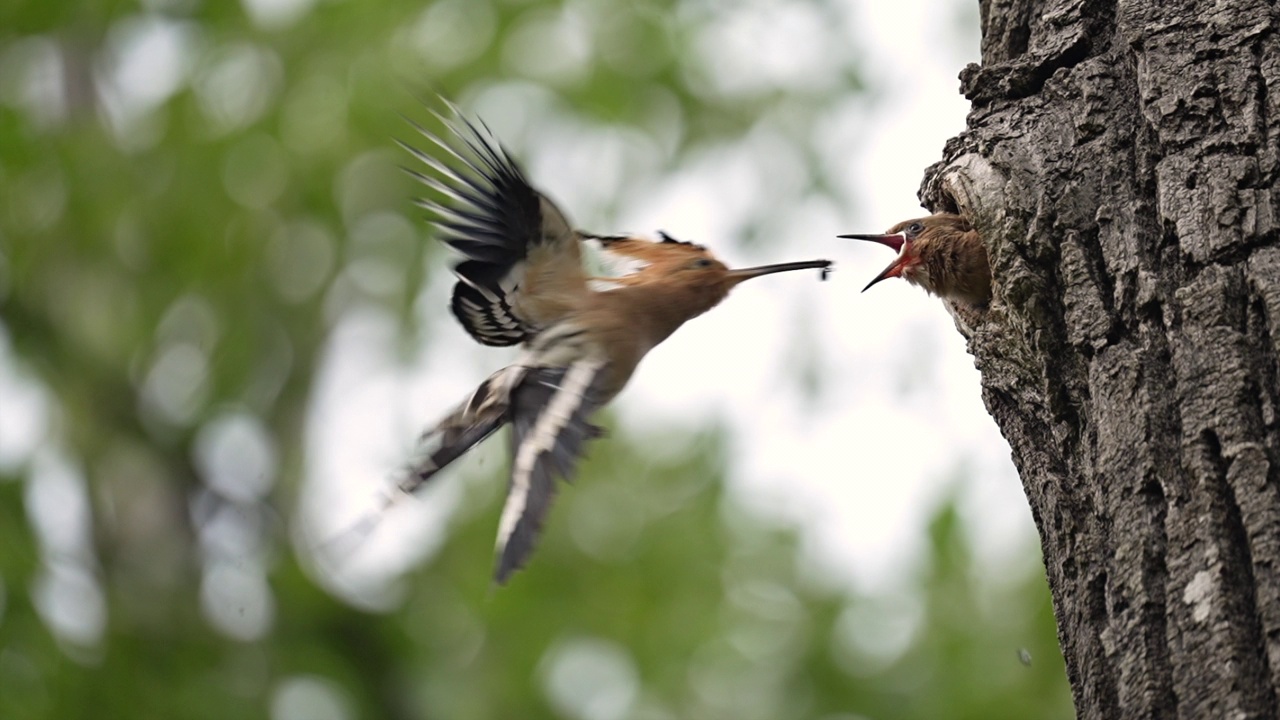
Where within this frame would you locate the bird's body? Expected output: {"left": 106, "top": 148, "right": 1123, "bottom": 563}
{"left": 400, "top": 106, "right": 831, "bottom": 583}
{"left": 840, "top": 213, "right": 990, "bottom": 308}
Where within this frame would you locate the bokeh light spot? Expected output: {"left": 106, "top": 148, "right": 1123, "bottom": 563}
{"left": 194, "top": 410, "right": 277, "bottom": 503}
{"left": 222, "top": 133, "right": 289, "bottom": 209}
{"left": 540, "top": 637, "right": 640, "bottom": 720}
{"left": 200, "top": 560, "right": 275, "bottom": 641}
{"left": 32, "top": 561, "right": 106, "bottom": 648}
{"left": 195, "top": 43, "right": 282, "bottom": 134}
{"left": 267, "top": 218, "right": 335, "bottom": 303}
{"left": 270, "top": 675, "right": 351, "bottom": 720}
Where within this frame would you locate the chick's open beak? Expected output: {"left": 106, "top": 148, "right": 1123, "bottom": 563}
{"left": 839, "top": 231, "right": 911, "bottom": 292}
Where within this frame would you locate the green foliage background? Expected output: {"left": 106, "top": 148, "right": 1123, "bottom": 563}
{"left": 0, "top": 0, "right": 1073, "bottom": 718}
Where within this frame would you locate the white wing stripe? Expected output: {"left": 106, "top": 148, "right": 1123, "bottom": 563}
{"left": 495, "top": 357, "right": 603, "bottom": 553}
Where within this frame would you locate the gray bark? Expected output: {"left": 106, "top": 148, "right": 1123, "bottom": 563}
{"left": 922, "top": 1, "right": 1280, "bottom": 718}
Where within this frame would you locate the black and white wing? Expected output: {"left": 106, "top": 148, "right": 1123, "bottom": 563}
{"left": 399, "top": 366, "right": 526, "bottom": 495}
{"left": 492, "top": 357, "right": 609, "bottom": 583}
{"left": 400, "top": 104, "right": 584, "bottom": 347}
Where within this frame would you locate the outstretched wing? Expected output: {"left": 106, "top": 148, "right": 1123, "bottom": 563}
{"left": 493, "top": 357, "right": 609, "bottom": 583}
{"left": 400, "top": 104, "right": 585, "bottom": 346}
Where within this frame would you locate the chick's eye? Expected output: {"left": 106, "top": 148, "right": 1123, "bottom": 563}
{"left": 906, "top": 222, "right": 924, "bottom": 236}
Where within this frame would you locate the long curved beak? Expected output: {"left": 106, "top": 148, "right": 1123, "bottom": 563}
{"left": 726, "top": 259, "right": 832, "bottom": 286}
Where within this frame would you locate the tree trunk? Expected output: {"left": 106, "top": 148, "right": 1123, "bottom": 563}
{"left": 921, "top": 1, "right": 1280, "bottom": 718}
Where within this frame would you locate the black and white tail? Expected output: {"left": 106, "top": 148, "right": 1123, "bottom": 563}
{"left": 400, "top": 366, "right": 526, "bottom": 494}
{"left": 396, "top": 356, "right": 610, "bottom": 584}
{"left": 492, "top": 357, "right": 609, "bottom": 583}
{"left": 316, "top": 367, "right": 523, "bottom": 568}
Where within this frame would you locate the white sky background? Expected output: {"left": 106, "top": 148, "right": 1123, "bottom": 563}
{"left": 303, "top": 0, "right": 1039, "bottom": 600}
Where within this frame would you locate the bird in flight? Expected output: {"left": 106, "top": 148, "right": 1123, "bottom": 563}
{"left": 398, "top": 103, "right": 832, "bottom": 583}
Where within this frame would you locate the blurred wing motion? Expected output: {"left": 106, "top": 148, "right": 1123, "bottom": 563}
{"left": 493, "top": 357, "right": 609, "bottom": 582}
{"left": 397, "top": 355, "right": 609, "bottom": 584}
{"left": 318, "top": 368, "right": 525, "bottom": 571}
{"left": 399, "top": 105, "right": 585, "bottom": 346}
{"left": 399, "top": 366, "right": 527, "bottom": 494}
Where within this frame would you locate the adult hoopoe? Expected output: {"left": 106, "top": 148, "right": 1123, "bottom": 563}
{"left": 839, "top": 213, "right": 991, "bottom": 308}
{"left": 399, "top": 106, "right": 832, "bottom": 584}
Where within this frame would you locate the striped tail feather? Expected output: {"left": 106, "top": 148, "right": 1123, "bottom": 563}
{"left": 317, "top": 367, "right": 523, "bottom": 568}
{"left": 493, "top": 357, "right": 609, "bottom": 584}
{"left": 399, "top": 366, "right": 525, "bottom": 495}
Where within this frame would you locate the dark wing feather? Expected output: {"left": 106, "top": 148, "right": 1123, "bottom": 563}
{"left": 493, "top": 358, "right": 608, "bottom": 583}
{"left": 401, "top": 105, "right": 579, "bottom": 346}
{"left": 399, "top": 366, "right": 524, "bottom": 494}
{"left": 449, "top": 261, "right": 528, "bottom": 347}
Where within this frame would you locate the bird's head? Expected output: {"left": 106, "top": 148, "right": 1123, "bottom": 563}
{"left": 586, "top": 231, "right": 831, "bottom": 320}
{"left": 586, "top": 229, "right": 834, "bottom": 322}
{"left": 639, "top": 233, "right": 831, "bottom": 310}
{"left": 839, "top": 218, "right": 927, "bottom": 292}
{"left": 840, "top": 214, "right": 972, "bottom": 293}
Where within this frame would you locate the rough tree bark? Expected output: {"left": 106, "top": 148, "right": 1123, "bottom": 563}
{"left": 920, "top": 1, "right": 1280, "bottom": 718}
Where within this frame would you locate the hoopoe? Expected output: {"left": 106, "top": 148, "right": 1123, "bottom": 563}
{"left": 399, "top": 106, "right": 832, "bottom": 583}
{"left": 839, "top": 213, "right": 991, "bottom": 308}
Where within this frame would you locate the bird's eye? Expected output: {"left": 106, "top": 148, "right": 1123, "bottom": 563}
{"left": 691, "top": 258, "right": 714, "bottom": 269}
{"left": 906, "top": 222, "right": 924, "bottom": 236}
